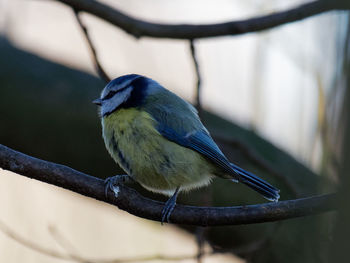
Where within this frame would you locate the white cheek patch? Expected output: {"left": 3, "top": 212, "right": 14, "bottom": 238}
{"left": 101, "top": 86, "right": 133, "bottom": 116}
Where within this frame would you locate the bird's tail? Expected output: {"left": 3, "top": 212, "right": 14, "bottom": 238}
{"left": 230, "top": 163, "right": 280, "bottom": 202}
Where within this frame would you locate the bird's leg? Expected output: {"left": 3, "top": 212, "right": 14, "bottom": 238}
{"left": 104, "top": 174, "right": 133, "bottom": 197}
{"left": 161, "top": 187, "right": 180, "bottom": 224}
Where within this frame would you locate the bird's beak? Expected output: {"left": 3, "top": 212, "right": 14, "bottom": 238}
{"left": 92, "top": 98, "right": 102, "bottom": 106}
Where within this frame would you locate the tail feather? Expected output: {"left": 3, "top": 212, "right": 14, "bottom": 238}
{"left": 230, "top": 163, "right": 280, "bottom": 202}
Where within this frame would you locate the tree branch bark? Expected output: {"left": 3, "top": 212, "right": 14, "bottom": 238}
{"left": 0, "top": 144, "right": 337, "bottom": 226}
{"left": 54, "top": 0, "right": 350, "bottom": 39}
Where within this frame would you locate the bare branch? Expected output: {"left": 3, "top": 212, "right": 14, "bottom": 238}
{"left": 195, "top": 227, "right": 205, "bottom": 263}
{"left": 0, "top": 219, "right": 74, "bottom": 261}
{"left": 0, "top": 220, "right": 203, "bottom": 263}
{"left": 55, "top": 0, "right": 349, "bottom": 39}
{"left": 0, "top": 144, "right": 337, "bottom": 226}
{"left": 73, "top": 8, "right": 111, "bottom": 83}
{"left": 190, "top": 40, "right": 202, "bottom": 112}
{"left": 48, "top": 225, "right": 81, "bottom": 260}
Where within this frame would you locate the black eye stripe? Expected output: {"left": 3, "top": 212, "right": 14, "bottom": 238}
{"left": 102, "top": 76, "right": 141, "bottom": 101}
{"left": 102, "top": 86, "right": 129, "bottom": 101}
{"left": 102, "top": 90, "right": 117, "bottom": 100}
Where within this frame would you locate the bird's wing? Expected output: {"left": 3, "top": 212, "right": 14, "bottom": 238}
{"left": 145, "top": 92, "right": 280, "bottom": 201}
{"left": 144, "top": 92, "right": 236, "bottom": 176}
{"left": 157, "top": 124, "right": 236, "bottom": 176}
{"left": 154, "top": 113, "right": 280, "bottom": 200}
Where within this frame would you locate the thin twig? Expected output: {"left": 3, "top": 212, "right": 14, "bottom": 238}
{"left": 48, "top": 225, "right": 80, "bottom": 259}
{"left": 55, "top": 0, "right": 349, "bottom": 39}
{"left": 0, "top": 144, "right": 337, "bottom": 226}
{"left": 73, "top": 8, "right": 111, "bottom": 83}
{"left": 0, "top": 219, "right": 206, "bottom": 263}
{"left": 190, "top": 40, "right": 202, "bottom": 113}
{"left": 195, "top": 227, "right": 205, "bottom": 263}
{"left": 0, "top": 219, "right": 74, "bottom": 262}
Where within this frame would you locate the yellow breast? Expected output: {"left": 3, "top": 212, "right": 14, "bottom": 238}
{"left": 101, "top": 108, "right": 213, "bottom": 196}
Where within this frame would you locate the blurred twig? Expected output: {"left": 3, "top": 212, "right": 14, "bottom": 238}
{"left": 56, "top": 0, "right": 350, "bottom": 39}
{"left": 0, "top": 144, "right": 337, "bottom": 226}
{"left": 190, "top": 40, "right": 202, "bottom": 113}
{"left": 0, "top": 219, "right": 73, "bottom": 261}
{"left": 73, "top": 8, "right": 111, "bottom": 83}
{"left": 48, "top": 225, "right": 80, "bottom": 260}
{"left": 195, "top": 227, "right": 205, "bottom": 263}
{"left": 0, "top": 219, "right": 212, "bottom": 263}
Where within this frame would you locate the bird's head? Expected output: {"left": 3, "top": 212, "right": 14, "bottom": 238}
{"left": 93, "top": 74, "right": 149, "bottom": 117}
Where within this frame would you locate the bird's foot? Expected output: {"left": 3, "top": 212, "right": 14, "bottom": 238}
{"left": 161, "top": 187, "right": 180, "bottom": 224}
{"left": 104, "top": 174, "right": 132, "bottom": 198}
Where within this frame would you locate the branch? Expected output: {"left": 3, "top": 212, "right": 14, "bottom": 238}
{"left": 190, "top": 40, "right": 202, "bottom": 111}
{"left": 0, "top": 219, "right": 73, "bottom": 261}
{"left": 55, "top": 0, "right": 349, "bottom": 39}
{"left": 0, "top": 144, "right": 337, "bottom": 226}
{"left": 73, "top": 8, "right": 111, "bottom": 83}
{"left": 0, "top": 219, "right": 204, "bottom": 263}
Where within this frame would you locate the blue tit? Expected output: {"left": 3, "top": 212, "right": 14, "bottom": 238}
{"left": 93, "top": 74, "right": 280, "bottom": 222}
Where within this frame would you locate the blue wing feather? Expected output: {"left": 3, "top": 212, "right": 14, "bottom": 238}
{"left": 185, "top": 131, "right": 238, "bottom": 175}
{"left": 158, "top": 123, "right": 280, "bottom": 201}
{"left": 157, "top": 123, "right": 236, "bottom": 177}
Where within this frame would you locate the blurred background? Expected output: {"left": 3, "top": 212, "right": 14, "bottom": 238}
{"left": 0, "top": 0, "right": 349, "bottom": 262}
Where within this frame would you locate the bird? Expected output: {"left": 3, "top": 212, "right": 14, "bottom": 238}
{"left": 93, "top": 74, "right": 280, "bottom": 223}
